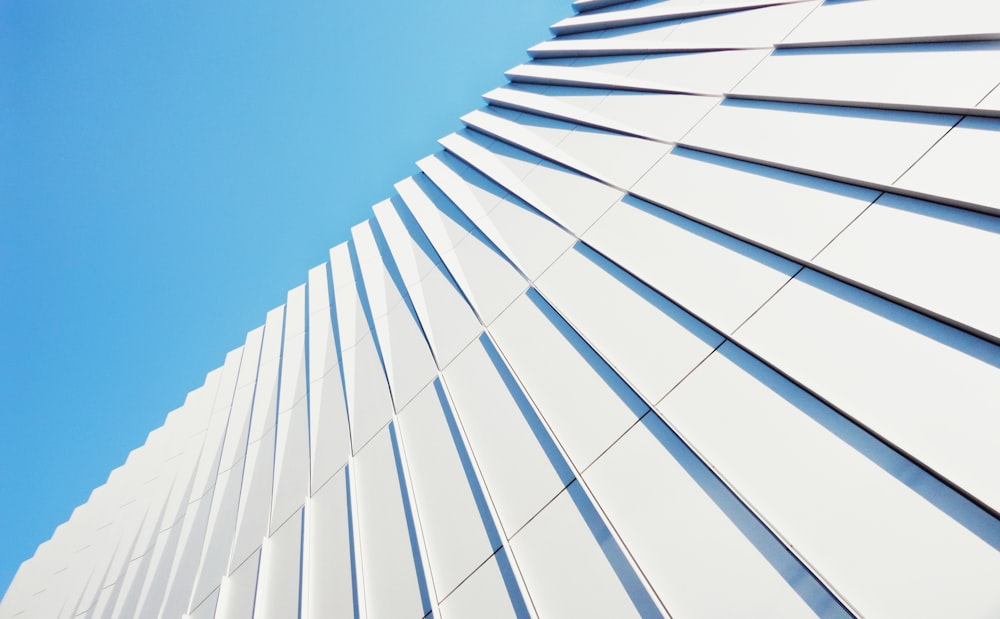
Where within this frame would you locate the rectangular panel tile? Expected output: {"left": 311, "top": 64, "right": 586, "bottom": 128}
{"left": 895, "top": 116, "right": 1000, "bottom": 211}
{"left": 438, "top": 551, "right": 529, "bottom": 619}
{"left": 657, "top": 343, "right": 1000, "bottom": 618}
{"left": 397, "top": 380, "right": 498, "bottom": 598}
{"left": 683, "top": 99, "right": 958, "bottom": 185}
{"left": 302, "top": 469, "right": 355, "bottom": 619}
{"left": 509, "top": 483, "right": 660, "bottom": 619}
{"left": 583, "top": 195, "right": 799, "bottom": 333}
{"left": 585, "top": 413, "right": 843, "bottom": 618}
{"left": 735, "top": 269, "right": 1000, "bottom": 513}
{"left": 254, "top": 510, "right": 302, "bottom": 619}
{"left": 443, "top": 335, "right": 573, "bottom": 534}
{"left": 814, "top": 193, "right": 1000, "bottom": 339}
{"left": 534, "top": 244, "right": 721, "bottom": 403}
{"left": 489, "top": 291, "right": 647, "bottom": 469}
{"left": 354, "top": 425, "right": 428, "bottom": 619}
{"left": 734, "top": 43, "right": 1000, "bottom": 109}
{"left": 631, "top": 147, "right": 876, "bottom": 260}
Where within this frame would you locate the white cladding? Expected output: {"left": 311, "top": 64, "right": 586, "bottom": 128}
{"left": 4, "top": 1, "right": 1000, "bottom": 618}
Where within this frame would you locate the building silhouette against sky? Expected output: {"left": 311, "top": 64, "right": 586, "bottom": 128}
{"left": 3, "top": 0, "right": 1000, "bottom": 617}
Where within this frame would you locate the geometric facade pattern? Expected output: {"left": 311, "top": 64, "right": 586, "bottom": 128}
{"left": 4, "top": 0, "right": 1000, "bottom": 617}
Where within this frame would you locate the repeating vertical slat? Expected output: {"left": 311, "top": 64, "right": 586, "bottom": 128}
{"left": 5, "top": 2, "right": 1000, "bottom": 618}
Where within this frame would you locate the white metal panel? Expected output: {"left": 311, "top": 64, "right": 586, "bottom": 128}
{"left": 443, "top": 336, "right": 573, "bottom": 534}
{"left": 484, "top": 86, "right": 614, "bottom": 131}
{"left": 373, "top": 197, "right": 483, "bottom": 367}
{"left": 90, "top": 582, "right": 119, "bottom": 619}
{"left": 509, "top": 484, "right": 657, "bottom": 619}
{"left": 373, "top": 198, "right": 442, "bottom": 285}
{"left": 814, "top": 193, "right": 1000, "bottom": 340}
{"left": 372, "top": 301, "right": 438, "bottom": 407}
{"left": 464, "top": 107, "right": 671, "bottom": 192}
{"left": 486, "top": 105, "right": 577, "bottom": 146}
{"left": 235, "top": 326, "right": 264, "bottom": 390}
{"left": 584, "top": 413, "right": 841, "bottom": 619}
{"left": 735, "top": 269, "right": 1000, "bottom": 513}
{"left": 354, "top": 425, "right": 428, "bottom": 619}
{"left": 258, "top": 304, "right": 286, "bottom": 363}
{"left": 330, "top": 242, "right": 370, "bottom": 350}
{"left": 631, "top": 148, "right": 876, "bottom": 260}
{"left": 895, "top": 116, "right": 1000, "bottom": 211}
{"left": 107, "top": 487, "right": 173, "bottom": 618}
{"left": 283, "top": 282, "right": 306, "bottom": 334}
{"left": 227, "top": 429, "right": 274, "bottom": 572}
{"left": 549, "top": 123, "right": 672, "bottom": 189}
{"left": 488, "top": 85, "right": 720, "bottom": 148}
{"left": 397, "top": 174, "right": 528, "bottom": 325}
{"left": 211, "top": 347, "right": 244, "bottom": 415}
{"left": 255, "top": 510, "right": 302, "bottom": 619}
{"left": 270, "top": 395, "right": 309, "bottom": 533}
{"left": 671, "top": 1, "right": 818, "bottom": 46}
{"left": 426, "top": 158, "right": 575, "bottom": 280}
{"left": 977, "top": 84, "right": 1000, "bottom": 112}
{"left": 627, "top": 49, "right": 771, "bottom": 94}
{"left": 519, "top": 84, "right": 612, "bottom": 111}
{"left": 270, "top": 285, "right": 311, "bottom": 532}
{"left": 683, "top": 100, "right": 959, "bottom": 185}
{"left": 308, "top": 267, "right": 351, "bottom": 492}
{"left": 550, "top": 0, "right": 804, "bottom": 35}
{"left": 307, "top": 263, "right": 339, "bottom": 380}
{"left": 583, "top": 195, "right": 799, "bottom": 333}
{"left": 341, "top": 331, "right": 395, "bottom": 452}
{"left": 397, "top": 380, "right": 497, "bottom": 599}
{"left": 355, "top": 218, "right": 438, "bottom": 405}
{"left": 246, "top": 355, "right": 280, "bottom": 445}
{"left": 187, "top": 394, "right": 235, "bottom": 504}
{"left": 440, "top": 131, "right": 624, "bottom": 237}
{"left": 395, "top": 175, "right": 475, "bottom": 255}
{"left": 188, "top": 463, "right": 243, "bottom": 612}
{"left": 133, "top": 516, "right": 185, "bottom": 619}
{"left": 219, "top": 382, "right": 257, "bottom": 472}
{"left": 302, "top": 469, "right": 355, "bottom": 619}
{"left": 277, "top": 288, "right": 307, "bottom": 416}
{"left": 507, "top": 59, "right": 667, "bottom": 93}
{"left": 417, "top": 149, "right": 520, "bottom": 224}
{"left": 658, "top": 342, "right": 1000, "bottom": 619}
{"left": 734, "top": 43, "right": 1000, "bottom": 109}
{"left": 783, "top": 0, "right": 1000, "bottom": 45}
{"left": 486, "top": 135, "right": 542, "bottom": 179}
{"left": 460, "top": 108, "right": 577, "bottom": 159}
{"left": 185, "top": 588, "right": 218, "bottom": 619}
{"left": 535, "top": 245, "right": 722, "bottom": 403}
{"left": 214, "top": 549, "right": 259, "bottom": 619}
{"left": 561, "top": 16, "right": 681, "bottom": 42}
{"left": 108, "top": 517, "right": 162, "bottom": 618}
{"left": 521, "top": 158, "right": 623, "bottom": 234}
{"left": 441, "top": 229, "right": 528, "bottom": 325}
{"left": 438, "top": 551, "right": 527, "bottom": 619}
{"left": 400, "top": 263, "right": 483, "bottom": 367}
{"left": 417, "top": 152, "right": 510, "bottom": 220}
{"left": 352, "top": 220, "right": 402, "bottom": 320}
{"left": 490, "top": 292, "right": 647, "bottom": 469}
{"left": 308, "top": 359, "right": 351, "bottom": 493}
{"left": 157, "top": 492, "right": 215, "bottom": 618}
{"left": 590, "top": 91, "right": 720, "bottom": 142}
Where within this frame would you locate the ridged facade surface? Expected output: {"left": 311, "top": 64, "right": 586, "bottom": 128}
{"left": 5, "top": 0, "right": 1000, "bottom": 617}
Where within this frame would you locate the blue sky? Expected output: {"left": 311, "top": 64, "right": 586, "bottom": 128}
{"left": 0, "top": 0, "right": 569, "bottom": 596}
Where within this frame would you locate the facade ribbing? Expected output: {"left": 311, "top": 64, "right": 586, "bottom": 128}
{"left": 4, "top": 0, "right": 1000, "bottom": 617}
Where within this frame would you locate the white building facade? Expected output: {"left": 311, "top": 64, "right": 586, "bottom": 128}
{"left": 4, "top": 0, "right": 1000, "bottom": 617}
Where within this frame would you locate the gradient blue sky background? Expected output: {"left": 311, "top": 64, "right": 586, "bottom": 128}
{"left": 0, "top": 0, "right": 569, "bottom": 596}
